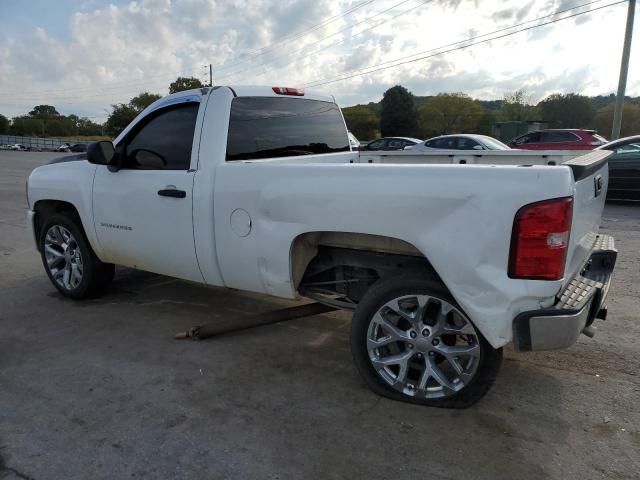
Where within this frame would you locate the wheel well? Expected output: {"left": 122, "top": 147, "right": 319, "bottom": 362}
{"left": 291, "top": 232, "right": 448, "bottom": 307}
{"left": 33, "top": 200, "right": 81, "bottom": 244}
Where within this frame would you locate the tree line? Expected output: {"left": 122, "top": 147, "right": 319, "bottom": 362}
{"left": 0, "top": 76, "right": 205, "bottom": 138}
{"left": 342, "top": 85, "right": 640, "bottom": 141}
{"left": 2, "top": 79, "right": 639, "bottom": 141}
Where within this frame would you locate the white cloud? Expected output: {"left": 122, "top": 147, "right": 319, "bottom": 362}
{"left": 0, "top": 0, "right": 637, "bottom": 121}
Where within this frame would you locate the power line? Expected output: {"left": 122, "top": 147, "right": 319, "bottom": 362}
{"left": 302, "top": 0, "right": 611, "bottom": 88}
{"left": 0, "top": 0, "right": 378, "bottom": 100}
{"left": 211, "top": 0, "right": 377, "bottom": 72}
{"left": 218, "top": 0, "right": 435, "bottom": 83}
{"left": 214, "top": 0, "right": 421, "bottom": 81}
{"left": 0, "top": 70, "right": 200, "bottom": 99}
{"left": 304, "top": 0, "right": 627, "bottom": 88}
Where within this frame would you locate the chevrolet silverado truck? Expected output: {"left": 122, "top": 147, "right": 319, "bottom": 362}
{"left": 26, "top": 86, "right": 617, "bottom": 408}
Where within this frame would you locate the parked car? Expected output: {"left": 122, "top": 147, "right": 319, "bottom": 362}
{"left": 27, "top": 85, "right": 616, "bottom": 408}
{"left": 70, "top": 143, "right": 88, "bottom": 152}
{"left": 508, "top": 129, "right": 607, "bottom": 150}
{"left": 57, "top": 144, "right": 71, "bottom": 152}
{"left": 361, "top": 137, "right": 422, "bottom": 151}
{"left": 10, "top": 144, "right": 28, "bottom": 151}
{"left": 408, "top": 134, "right": 510, "bottom": 151}
{"left": 596, "top": 135, "right": 640, "bottom": 201}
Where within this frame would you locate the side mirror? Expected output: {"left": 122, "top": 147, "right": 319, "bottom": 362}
{"left": 87, "top": 141, "right": 116, "bottom": 166}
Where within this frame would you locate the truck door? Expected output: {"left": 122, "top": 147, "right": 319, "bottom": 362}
{"left": 92, "top": 101, "right": 204, "bottom": 282}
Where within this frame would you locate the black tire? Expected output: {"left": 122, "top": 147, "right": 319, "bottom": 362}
{"left": 39, "top": 212, "right": 115, "bottom": 299}
{"left": 350, "top": 275, "right": 502, "bottom": 408}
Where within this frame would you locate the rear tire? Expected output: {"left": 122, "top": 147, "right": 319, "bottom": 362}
{"left": 39, "top": 213, "right": 114, "bottom": 299}
{"left": 350, "top": 275, "right": 502, "bottom": 408}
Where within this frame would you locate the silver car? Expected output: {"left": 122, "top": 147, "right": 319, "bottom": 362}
{"left": 407, "top": 134, "right": 511, "bottom": 151}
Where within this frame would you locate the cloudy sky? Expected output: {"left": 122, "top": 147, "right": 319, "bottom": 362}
{"left": 0, "top": 0, "right": 637, "bottom": 122}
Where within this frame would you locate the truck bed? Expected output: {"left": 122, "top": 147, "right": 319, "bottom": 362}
{"left": 358, "top": 149, "right": 610, "bottom": 180}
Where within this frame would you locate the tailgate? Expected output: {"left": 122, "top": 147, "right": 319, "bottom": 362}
{"left": 563, "top": 150, "right": 613, "bottom": 283}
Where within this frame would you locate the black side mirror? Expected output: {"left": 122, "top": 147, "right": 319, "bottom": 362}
{"left": 87, "top": 141, "right": 116, "bottom": 166}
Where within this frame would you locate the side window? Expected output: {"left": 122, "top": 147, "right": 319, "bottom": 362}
{"left": 387, "top": 139, "right": 403, "bottom": 149}
{"left": 367, "top": 139, "right": 385, "bottom": 150}
{"left": 456, "top": 137, "right": 480, "bottom": 149}
{"left": 541, "top": 131, "right": 579, "bottom": 143}
{"left": 433, "top": 137, "right": 456, "bottom": 149}
{"left": 516, "top": 132, "right": 541, "bottom": 144}
{"left": 615, "top": 143, "right": 640, "bottom": 155}
{"left": 121, "top": 102, "right": 199, "bottom": 170}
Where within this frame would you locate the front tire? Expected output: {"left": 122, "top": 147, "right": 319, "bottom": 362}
{"left": 39, "top": 213, "right": 114, "bottom": 299}
{"left": 350, "top": 275, "right": 502, "bottom": 408}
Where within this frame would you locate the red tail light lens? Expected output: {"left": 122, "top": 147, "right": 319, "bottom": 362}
{"left": 272, "top": 86, "right": 304, "bottom": 96}
{"left": 509, "top": 197, "right": 573, "bottom": 280}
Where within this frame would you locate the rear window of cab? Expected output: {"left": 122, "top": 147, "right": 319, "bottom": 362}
{"left": 226, "top": 97, "right": 350, "bottom": 161}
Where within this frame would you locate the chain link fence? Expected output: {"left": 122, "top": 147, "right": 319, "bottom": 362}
{"left": 0, "top": 135, "right": 88, "bottom": 151}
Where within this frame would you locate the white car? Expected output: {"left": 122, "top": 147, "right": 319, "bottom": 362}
{"left": 57, "top": 144, "right": 71, "bottom": 152}
{"left": 10, "top": 144, "right": 28, "bottom": 151}
{"left": 26, "top": 86, "right": 616, "bottom": 408}
{"left": 348, "top": 131, "right": 360, "bottom": 149}
{"left": 407, "top": 134, "right": 511, "bottom": 151}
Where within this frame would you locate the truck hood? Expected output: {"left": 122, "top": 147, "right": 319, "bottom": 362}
{"left": 48, "top": 153, "right": 87, "bottom": 165}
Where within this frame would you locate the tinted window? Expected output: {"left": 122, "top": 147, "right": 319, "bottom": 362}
{"left": 515, "top": 132, "right": 541, "bottom": 144}
{"left": 226, "top": 97, "right": 350, "bottom": 161}
{"left": 456, "top": 137, "right": 480, "bottom": 149}
{"left": 367, "top": 139, "right": 386, "bottom": 150}
{"left": 432, "top": 137, "right": 457, "bottom": 149}
{"left": 387, "top": 139, "right": 404, "bottom": 148}
{"left": 541, "top": 131, "right": 579, "bottom": 143}
{"left": 123, "top": 103, "right": 199, "bottom": 170}
{"left": 615, "top": 143, "right": 640, "bottom": 154}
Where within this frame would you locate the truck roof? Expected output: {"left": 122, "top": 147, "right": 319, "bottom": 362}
{"left": 152, "top": 86, "right": 335, "bottom": 108}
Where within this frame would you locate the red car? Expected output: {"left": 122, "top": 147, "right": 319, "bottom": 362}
{"left": 508, "top": 129, "right": 607, "bottom": 150}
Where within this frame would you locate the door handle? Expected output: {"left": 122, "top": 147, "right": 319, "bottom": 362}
{"left": 158, "top": 189, "right": 186, "bottom": 198}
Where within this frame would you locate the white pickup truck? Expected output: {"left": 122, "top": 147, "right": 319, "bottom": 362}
{"left": 26, "top": 86, "right": 617, "bottom": 408}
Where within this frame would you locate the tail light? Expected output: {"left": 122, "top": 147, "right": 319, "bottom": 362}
{"left": 509, "top": 197, "right": 573, "bottom": 280}
{"left": 272, "top": 87, "right": 304, "bottom": 96}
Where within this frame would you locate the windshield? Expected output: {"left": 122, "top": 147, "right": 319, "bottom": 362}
{"left": 480, "top": 137, "right": 511, "bottom": 150}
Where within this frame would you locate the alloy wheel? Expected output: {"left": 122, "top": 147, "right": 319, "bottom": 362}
{"left": 44, "top": 225, "right": 84, "bottom": 291}
{"left": 366, "top": 294, "right": 481, "bottom": 399}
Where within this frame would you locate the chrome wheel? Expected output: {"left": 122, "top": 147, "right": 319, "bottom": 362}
{"left": 367, "top": 294, "right": 481, "bottom": 399}
{"left": 44, "top": 225, "right": 83, "bottom": 291}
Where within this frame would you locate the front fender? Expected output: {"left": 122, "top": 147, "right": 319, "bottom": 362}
{"left": 28, "top": 161, "right": 103, "bottom": 259}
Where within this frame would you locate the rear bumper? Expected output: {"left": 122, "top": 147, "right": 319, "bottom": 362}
{"left": 513, "top": 234, "right": 616, "bottom": 351}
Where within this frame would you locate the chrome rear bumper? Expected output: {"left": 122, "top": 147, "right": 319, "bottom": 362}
{"left": 513, "top": 234, "right": 616, "bottom": 352}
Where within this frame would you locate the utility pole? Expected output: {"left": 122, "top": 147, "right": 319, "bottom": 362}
{"left": 612, "top": 0, "right": 636, "bottom": 140}
{"left": 209, "top": 63, "right": 213, "bottom": 87}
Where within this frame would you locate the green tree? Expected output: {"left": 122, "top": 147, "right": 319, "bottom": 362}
{"left": 0, "top": 114, "right": 9, "bottom": 134}
{"left": 9, "top": 116, "right": 44, "bottom": 136}
{"left": 593, "top": 102, "right": 640, "bottom": 138}
{"left": 476, "top": 110, "right": 499, "bottom": 136}
{"left": 104, "top": 103, "right": 139, "bottom": 137}
{"left": 500, "top": 89, "right": 537, "bottom": 121}
{"left": 538, "top": 93, "right": 595, "bottom": 128}
{"left": 380, "top": 85, "right": 418, "bottom": 137}
{"left": 169, "top": 76, "right": 204, "bottom": 94}
{"left": 417, "top": 93, "right": 483, "bottom": 136}
{"left": 104, "top": 92, "right": 161, "bottom": 137}
{"left": 130, "top": 92, "right": 162, "bottom": 111}
{"left": 342, "top": 106, "right": 379, "bottom": 140}
{"left": 29, "top": 105, "right": 60, "bottom": 117}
